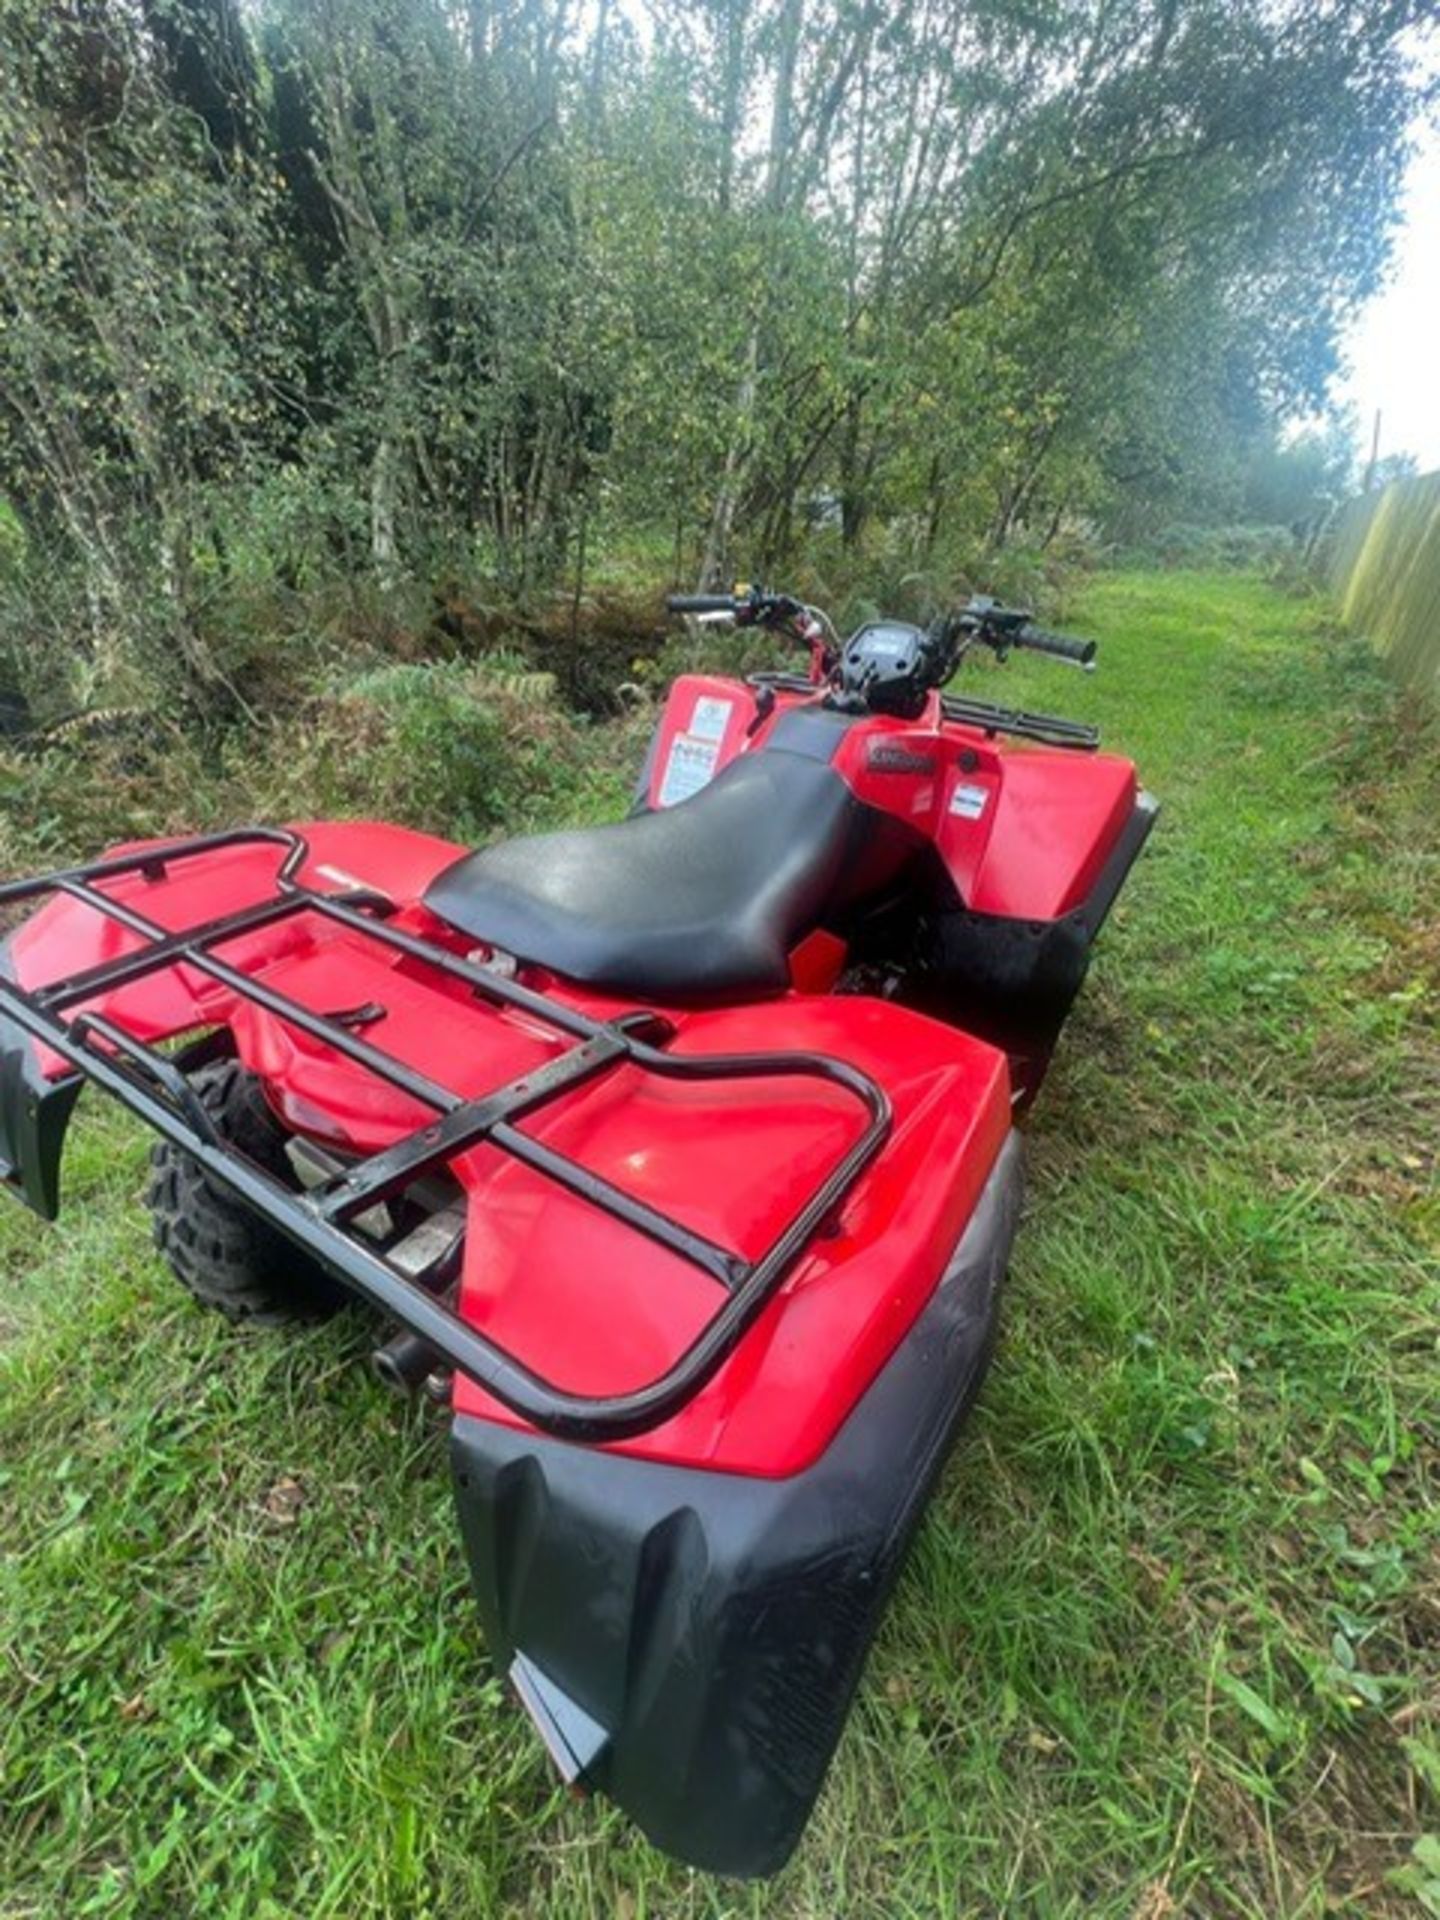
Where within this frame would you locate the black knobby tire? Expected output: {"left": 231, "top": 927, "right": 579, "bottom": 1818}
{"left": 147, "top": 1058, "right": 350, "bottom": 1325}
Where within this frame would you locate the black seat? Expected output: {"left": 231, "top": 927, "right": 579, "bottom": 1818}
{"left": 423, "top": 749, "right": 912, "bottom": 999}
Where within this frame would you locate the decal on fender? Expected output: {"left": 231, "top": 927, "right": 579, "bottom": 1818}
{"left": 689, "top": 695, "right": 734, "bottom": 742}
{"left": 949, "top": 781, "right": 990, "bottom": 820}
{"left": 867, "top": 742, "right": 936, "bottom": 775}
{"left": 658, "top": 732, "right": 721, "bottom": 807}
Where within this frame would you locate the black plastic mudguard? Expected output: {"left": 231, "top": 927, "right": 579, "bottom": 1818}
{"left": 0, "top": 936, "right": 83, "bottom": 1219}
{"left": 906, "top": 791, "right": 1159, "bottom": 1103}
{"left": 450, "top": 1129, "right": 1023, "bottom": 1877}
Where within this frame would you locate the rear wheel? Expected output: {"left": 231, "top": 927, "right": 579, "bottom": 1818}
{"left": 147, "top": 1057, "right": 350, "bottom": 1325}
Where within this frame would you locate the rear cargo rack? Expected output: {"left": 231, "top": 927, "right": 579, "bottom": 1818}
{"left": 0, "top": 828, "right": 890, "bottom": 1442}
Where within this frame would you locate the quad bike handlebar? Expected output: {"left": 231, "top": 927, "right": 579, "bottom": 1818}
{"left": 1010, "top": 624, "right": 1096, "bottom": 665}
{"left": 666, "top": 585, "right": 1097, "bottom": 713}
{"left": 665, "top": 587, "right": 808, "bottom": 628}
{"left": 667, "top": 585, "right": 1094, "bottom": 660}
{"left": 951, "top": 595, "right": 1096, "bottom": 667}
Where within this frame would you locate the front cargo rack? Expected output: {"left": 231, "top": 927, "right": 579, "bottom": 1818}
{"left": 743, "top": 673, "right": 1099, "bottom": 750}
{"left": 0, "top": 828, "right": 891, "bottom": 1442}
{"left": 939, "top": 693, "right": 1099, "bottom": 750}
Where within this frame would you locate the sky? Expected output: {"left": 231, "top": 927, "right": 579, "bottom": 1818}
{"left": 1336, "top": 115, "right": 1440, "bottom": 476}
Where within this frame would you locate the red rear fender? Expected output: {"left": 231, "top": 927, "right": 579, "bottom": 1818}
{"left": 448, "top": 994, "right": 1012, "bottom": 1476}
{"left": 6, "top": 822, "right": 465, "bottom": 1081}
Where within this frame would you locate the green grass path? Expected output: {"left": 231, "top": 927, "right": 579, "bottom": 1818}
{"left": 1, "top": 571, "right": 1436, "bottom": 1918}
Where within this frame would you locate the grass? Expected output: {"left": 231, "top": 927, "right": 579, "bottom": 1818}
{"left": 1, "top": 568, "right": 1437, "bottom": 1918}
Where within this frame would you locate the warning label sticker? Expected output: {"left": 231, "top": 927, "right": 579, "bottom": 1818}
{"left": 949, "top": 781, "right": 990, "bottom": 821}
{"left": 658, "top": 731, "right": 721, "bottom": 807}
{"left": 689, "top": 694, "right": 734, "bottom": 742}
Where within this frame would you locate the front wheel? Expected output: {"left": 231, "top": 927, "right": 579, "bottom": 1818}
{"left": 147, "top": 1058, "right": 350, "bottom": 1326}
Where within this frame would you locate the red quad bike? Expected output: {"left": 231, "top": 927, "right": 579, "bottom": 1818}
{"left": 0, "top": 587, "right": 1155, "bottom": 1876}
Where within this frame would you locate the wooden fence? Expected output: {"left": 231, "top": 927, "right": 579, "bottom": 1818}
{"left": 1323, "top": 469, "right": 1440, "bottom": 697}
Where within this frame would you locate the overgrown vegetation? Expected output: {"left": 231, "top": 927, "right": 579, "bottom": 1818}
{"left": 0, "top": 0, "right": 1433, "bottom": 728}
{"left": 1, "top": 569, "right": 1435, "bottom": 1918}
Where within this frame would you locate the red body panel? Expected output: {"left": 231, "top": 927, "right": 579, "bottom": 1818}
{"left": 449, "top": 997, "right": 1008, "bottom": 1474}
{"left": 644, "top": 674, "right": 758, "bottom": 807}
{"left": 646, "top": 678, "right": 1138, "bottom": 919}
{"left": 949, "top": 746, "right": 1137, "bottom": 917}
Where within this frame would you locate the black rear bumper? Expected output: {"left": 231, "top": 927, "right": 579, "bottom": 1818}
{"left": 450, "top": 1129, "right": 1023, "bottom": 1876}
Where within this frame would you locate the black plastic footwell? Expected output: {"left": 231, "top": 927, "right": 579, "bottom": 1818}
{"left": 450, "top": 1129, "right": 1024, "bottom": 1876}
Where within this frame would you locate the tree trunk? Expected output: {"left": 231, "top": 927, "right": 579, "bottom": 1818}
{"left": 839, "top": 393, "right": 866, "bottom": 548}
{"left": 715, "top": 0, "right": 745, "bottom": 215}
{"left": 923, "top": 452, "right": 946, "bottom": 558}
{"left": 700, "top": 331, "right": 758, "bottom": 587}
{"left": 370, "top": 434, "right": 400, "bottom": 581}
{"left": 699, "top": 0, "right": 802, "bottom": 586}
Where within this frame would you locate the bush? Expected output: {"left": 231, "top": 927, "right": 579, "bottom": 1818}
{"left": 268, "top": 660, "right": 653, "bottom": 841}
{"left": 1122, "top": 523, "right": 1300, "bottom": 572}
{"left": 0, "top": 660, "right": 652, "bottom": 876}
{"left": 304, "top": 664, "right": 520, "bottom": 839}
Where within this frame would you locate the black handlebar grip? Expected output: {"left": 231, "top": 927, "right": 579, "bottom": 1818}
{"left": 666, "top": 593, "right": 738, "bottom": 615}
{"left": 1017, "top": 625, "right": 1097, "bottom": 666}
